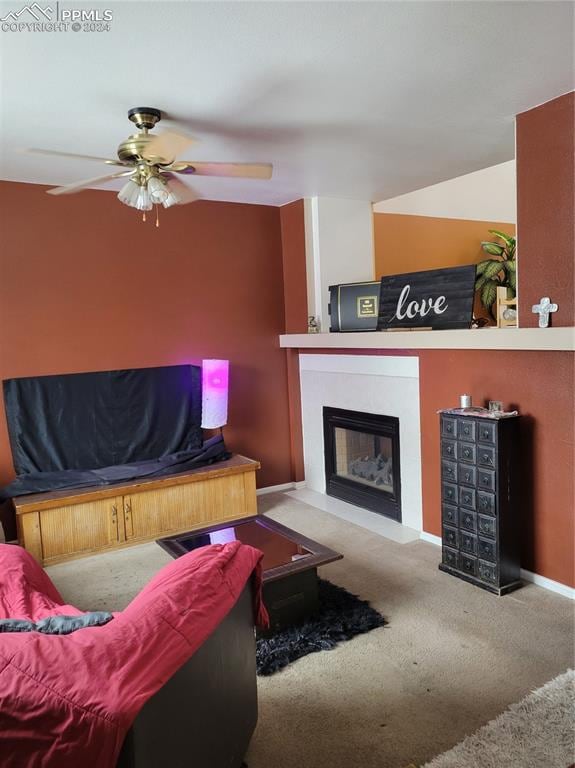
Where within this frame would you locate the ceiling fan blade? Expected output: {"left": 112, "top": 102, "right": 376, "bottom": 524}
{"left": 169, "top": 161, "right": 272, "bottom": 179}
{"left": 142, "top": 131, "right": 195, "bottom": 164}
{"left": 24, "top": 148, "right": 125, "bottom": 166}
{"left": 162, "top": 173, "right": 200, "bottom": 205}
{"left": 47, "top": 170, "right": 134, "bottom": 196}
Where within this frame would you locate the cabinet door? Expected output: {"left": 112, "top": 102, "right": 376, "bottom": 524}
{"left": 40, "top": 496, "right": 124, "bottom": 563}
{"left": 126, "top": 473, "right": 252, "bottom": 541}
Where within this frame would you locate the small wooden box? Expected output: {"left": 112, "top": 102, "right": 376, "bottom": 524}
{"left": 496, "top": 286, "right": 518, "bottom": 328}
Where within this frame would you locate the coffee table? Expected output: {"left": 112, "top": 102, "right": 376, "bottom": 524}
{"left": 157, "top": 516, "right": 343, "bottom": 631}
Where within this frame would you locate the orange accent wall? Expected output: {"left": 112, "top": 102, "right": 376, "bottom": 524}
{"left": 0, "top": 181, "right": 293, "bottom": 489}
{"left": 279, "top": 200, "right": 308, "bottom": 482}
{"left": 280, "top": 199, "right": 308, "bottom": 334}
{"left": 517, "top": 91, "right": 575, "bottom": 327}
{"left": 373, "top": 213, "right": 516, "bottom": 277}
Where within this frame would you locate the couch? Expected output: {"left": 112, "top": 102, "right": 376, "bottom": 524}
{"left": 0, "top": 541, "right": 266, "bottom": 768}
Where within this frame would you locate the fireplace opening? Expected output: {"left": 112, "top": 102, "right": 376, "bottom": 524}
{"left": 323, "top": 406, "right": 401, "bottom": 522}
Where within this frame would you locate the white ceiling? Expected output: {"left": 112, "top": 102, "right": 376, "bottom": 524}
{"left": 0, "top": 1, "right": 573, "bottom": 206}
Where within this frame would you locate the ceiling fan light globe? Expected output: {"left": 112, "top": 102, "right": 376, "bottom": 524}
{"left": 135, "top": 186, "right": 152, "bottom": 211}
{"left": 162, "top": 185, "right": 181, "bottom": 208}
{"left": 118, "top": 179, "right": 139, "bottom": 206}
{"left": 147, "top": 175, "right": 168, "bottom": 203}
{"left": 127, "top": 183, "right": 142, "bottom": 208}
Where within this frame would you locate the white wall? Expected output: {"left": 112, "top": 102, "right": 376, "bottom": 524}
{"left": 373, "top": 160, "right": 516, "bottom": 222}
{"left": 304, "top": 197, "right": 374, "bottom": 330}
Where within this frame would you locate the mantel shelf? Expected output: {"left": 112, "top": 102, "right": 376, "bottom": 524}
{"left": 279, "top": 327, "right": 575, "bottom": 352}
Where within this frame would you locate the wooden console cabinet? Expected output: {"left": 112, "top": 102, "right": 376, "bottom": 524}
{"left": 13, "top": 455, "right": 260, "bottom": 565}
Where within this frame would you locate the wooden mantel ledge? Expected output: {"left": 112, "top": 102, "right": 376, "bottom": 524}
{"left": 279, "top": 327, "right": 575, "bottom": 352}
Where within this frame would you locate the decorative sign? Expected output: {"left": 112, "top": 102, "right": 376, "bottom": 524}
{"left": 329, "top": 281, "right": 381, "bottom": 332}
{"left": 377, "top": 265, "right": 476, "bottom": 331}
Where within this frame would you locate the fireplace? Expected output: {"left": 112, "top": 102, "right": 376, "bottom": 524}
{"left": 323, "top": 406, "right": 401, "bottom": 522}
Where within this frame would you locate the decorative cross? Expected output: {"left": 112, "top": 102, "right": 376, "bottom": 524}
{"left": 531, "top": 297, "right": 558, "bottom": 328}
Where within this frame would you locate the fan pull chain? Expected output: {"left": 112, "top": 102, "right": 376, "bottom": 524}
{"left": 142, "top": 212, "right": 146, "bottom": 223}
{"left": 155, "top": 205, "right": 160, "bottom": 228}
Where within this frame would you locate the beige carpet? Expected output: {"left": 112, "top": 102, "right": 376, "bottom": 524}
{"left": 45, "top": 492, "right": 575, "bottom": 768}
{"left": 422, "top": 669, "right": 575, "bottom": 768}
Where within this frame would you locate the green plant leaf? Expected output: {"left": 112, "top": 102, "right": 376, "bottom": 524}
{"left": 503, "top": 260, "right": 517, "bottom": 272}
{"left": 509, "top": 270, "right": 517, "bottom": 291}
{"left": 483, "top": 260, "right": 506, "bottom": 280}
{"left": 475, "top": 275, "right": 488, "bottom": 291}
{"left": 481, "top": 280, "right": 498, "bottom": 311}
{"left": 488, "top": 229, "right": 515, "bottom": 248}
{"left": 507, "top": 286, "right": 516, "bottom": 300}
{"left": 475, "top": 259, "right": 493, "bottom": 275}
{"left": 481, "top": 242, "right": 504, "bottom": 256}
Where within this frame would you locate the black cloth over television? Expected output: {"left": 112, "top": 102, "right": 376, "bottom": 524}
{"left": 0, "top": 365, "right": 229, "bottom": 501}
{"left": 4, "top": 365, "right": 203, "bottom": 474}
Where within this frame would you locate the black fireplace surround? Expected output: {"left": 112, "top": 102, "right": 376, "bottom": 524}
{"left": 323, "top": 406, "right": 401, "bottom": 522}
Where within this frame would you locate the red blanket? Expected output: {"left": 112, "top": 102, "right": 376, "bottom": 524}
{"left": 0, "top": 542, "right": 266, "bottom": 768}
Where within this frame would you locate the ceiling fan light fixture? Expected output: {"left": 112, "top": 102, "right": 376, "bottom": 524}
{"left": 147, "top": 175, "right": 168, "bottom": 203}
{"left": 135, "top": 185, "right": 152, "bottom": 211}
{"left": 117, "top": 178, "right": 140, "bottom": 206}
{"left": 128, "top": 182, "right": 143, "bottom": 208}
{"left": 162, "top": 183, "right": 181, "bottom": 208}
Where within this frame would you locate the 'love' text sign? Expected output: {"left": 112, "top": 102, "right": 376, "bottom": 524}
{"left": 377, "top": 265, "right": 476, "bottom": 331}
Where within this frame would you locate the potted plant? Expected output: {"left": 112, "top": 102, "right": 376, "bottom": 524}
{"left": 475, "top": 230, "right": 516, "bottom": 318}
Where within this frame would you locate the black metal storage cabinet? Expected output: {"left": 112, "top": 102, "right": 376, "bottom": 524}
{"left": 438, "top": 410, "right": 522, "bottom": 595}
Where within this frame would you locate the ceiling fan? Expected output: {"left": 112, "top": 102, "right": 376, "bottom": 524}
{"left": 25, "top": 107, "right": 273, "bottom": 222}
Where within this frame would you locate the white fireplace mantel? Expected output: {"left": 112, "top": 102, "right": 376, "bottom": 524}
{"left": 280, "top": 327, "right": 575, "bottom": 352}
{"left": 298, "top": 354, "right": 423, "bottom": 534}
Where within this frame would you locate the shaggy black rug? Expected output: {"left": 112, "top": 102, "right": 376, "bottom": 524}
{"left": 256, "top": 579, "right": 387, "bottom": 676}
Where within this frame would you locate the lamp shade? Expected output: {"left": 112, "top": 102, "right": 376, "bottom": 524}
{"left": 162, "top": 184, "right": 181, "bottom": 208}
{"left": 148, "top": 175, "right": 168, "bottom": 202}
{"left": 118, "top": 178, "right": 139, "bottom": 206}
{"left": 201, "top": 359, "right": 229, "bottom": 429}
